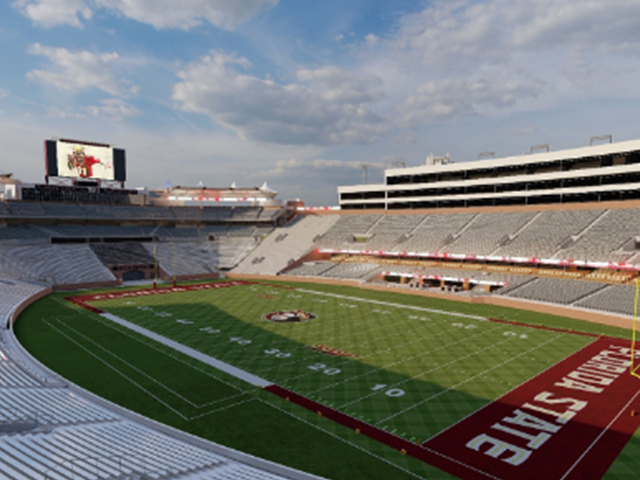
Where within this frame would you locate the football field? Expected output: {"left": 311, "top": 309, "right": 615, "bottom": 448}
{"left": 16, "top": 280, "right": 640, "bottom": 480}
{"left": 79, "top": 281, "right": 595, "bottom": 442}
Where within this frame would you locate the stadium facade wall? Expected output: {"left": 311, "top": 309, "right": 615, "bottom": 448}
{"left": 51, "top": 280, "right": 121, "bottom": 292}
{"left": 226, "top": 273, "right": 633, "bottom": 331}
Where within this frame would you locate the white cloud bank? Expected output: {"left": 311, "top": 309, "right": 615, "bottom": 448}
{"left": 27, "top": 43, "right": 136, "bottom": 96}
{"left": 173, "top": 51, "right": 389, "bottom": 146}
{"left": 15, "top": 0, "right": 279, "bottom": 29}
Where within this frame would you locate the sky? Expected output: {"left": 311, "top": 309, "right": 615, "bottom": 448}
{"left": 1, "top": 1, "right": 640, "bottom": 205}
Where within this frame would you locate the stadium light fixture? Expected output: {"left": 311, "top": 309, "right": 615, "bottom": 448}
{"left": 530, "top": 144, "right": 550, "bottom": 154}
{"left": 590, "top": 134, "right": 612, "bottom": 146}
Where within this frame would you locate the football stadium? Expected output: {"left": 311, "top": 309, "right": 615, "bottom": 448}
{"left": 2, "top": 136, "right": 640, "bottom": 480}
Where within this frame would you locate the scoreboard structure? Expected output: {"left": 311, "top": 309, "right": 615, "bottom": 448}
{"left": 44, "top": 138, "right": 126, "bottom": 187}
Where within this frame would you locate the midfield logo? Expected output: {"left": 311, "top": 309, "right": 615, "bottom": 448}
{"left": 263, "top": 310, "right": 317, "bottom": 323}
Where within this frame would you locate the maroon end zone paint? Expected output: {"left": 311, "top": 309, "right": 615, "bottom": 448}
{"left": 424, "top": 337, "right": 640, "bottom": 480}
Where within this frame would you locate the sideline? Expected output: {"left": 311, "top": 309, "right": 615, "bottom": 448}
{"left": 99, "top": 312, "right": 273, "bottom": 388}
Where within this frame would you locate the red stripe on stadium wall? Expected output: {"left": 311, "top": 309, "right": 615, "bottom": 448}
{"left": 423, "top": 337, "right": 640, "bottom": 480}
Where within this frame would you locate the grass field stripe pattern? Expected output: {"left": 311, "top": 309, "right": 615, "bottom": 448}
{"left": 255, "top": 397, "right": 430, "bottom": 480}
{"left": 308, "top": 326, "right": 504, "bottom": 395}
{"left": 376, "top": 334, "right": 564, "bottom": 424}
{"left": 339, "top": 333, "right": 516, "bottom": 409}
{"left": 85, "top": 309, "right": 255, "bottom": 397}
{"left": 100, "top": 312, "right": 273, "bottom": 388}
{"left": 269, "top": 323, "right": 507, "bottom": 386}
{"left": 419, "top": 337, "right": 603, "bottom": 444}
{"left": 60, "top": 279, "right": 637, "bottom": 479}
{"left": 41, "top": 317, "right": 195, "bottom": 420}
{"left": 56, "top": 294, "right": 262, "bottom": 396}
{"left": 296, "top": 288, "right": 488, "bottom": 321}
{"left": 50, "top": 315, "right": 252, "bottom": 409}
{"left": 265, "top": 383, "right": 504, "bottom": 480}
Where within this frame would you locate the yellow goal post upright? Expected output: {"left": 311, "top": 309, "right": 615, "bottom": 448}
{"left": 632, "top": 277, "right": 640, "bottom": 379}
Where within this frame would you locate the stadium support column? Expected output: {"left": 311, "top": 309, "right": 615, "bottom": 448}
{"left": 153, "top": 243, "right": 158, "bottom": 289}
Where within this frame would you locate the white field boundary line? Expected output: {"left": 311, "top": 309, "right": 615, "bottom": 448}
{"left": 100, "top": 312, "right": 272, "bottom": 388}
{"left": 421, "top": 337, "right": 599, "bottom": 444}
{"left": 377, "top": 334, "right": 564, "bottom": 424}
{"left": 42, "top": 318, "right": 212, "bottom": 420}
{"left": 50, "top": 317, "right": 250, "bottom": 409}
{"left": 86, "top": 284, "right": 481, "bottom": 377}
{"left": 297, "top": 288, "right": 488, "bottom": 321}
{"left": 341, "top": 335, "right": 514, "bottom": 409}
{"left": 558, "top": 381, "right": 640, "bottom": 480}
{"left": 256, "top": 397, "right": 429, "bottom": 480}
{"left": 308, "top": 324, "right": 507, "bottom": 394}
{"left": 42, "top": 318, "right": 258, "bottom": 421}
{"left": 63, "top": 303, "right": 258, "bottom": 402}
{"left": 418, "top": 444, "right": 506, "bottom": 480}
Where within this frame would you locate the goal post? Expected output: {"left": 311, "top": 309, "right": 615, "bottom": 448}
{"left": 632, "top": 277, "right": 640, "bottom": 379}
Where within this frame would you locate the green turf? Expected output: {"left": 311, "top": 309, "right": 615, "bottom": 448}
{"left": 14, "top": 279, "right": 640, "bottom": 480}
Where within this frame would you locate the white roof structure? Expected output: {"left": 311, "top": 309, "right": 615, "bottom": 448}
{"left": 338, "top": 138, "right": 640, "bottom": 209}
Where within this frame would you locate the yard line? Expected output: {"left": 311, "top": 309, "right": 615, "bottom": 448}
{"left": 421, "top": 337, "right": 598, "bottom": 444}
{"left": 558, "top": 383, "right": 640, "bottom": 480}
{"left": 257, "top": 397, "right": 429, "bottom": 480}
{"left": 43, "top": 317, "right": 258, "bottom": 421}
{"left": 42, "top": 318, "right": 192, "bottom": 420}
{"left": 101, "top": 312, "right": 273, "bottom": 388}
{"left": 307, "top": 325, "right": 505, "bottom": 394}
{"left": 50, "top": 317, "right": 252, "bottom": 408}
{"left": 267, "top": 321, "right": 485, "bottom": 384}
{"left": 376, "top": 334, "right": 564, "bottom": 424}
{"left": 75, "top": 305, "right": 257, "bottom": 396}
{"left": 340, "top": 336, "right": 515, "bottom": 408}
{"left": 297, "top": 288, "right": 488, "bottom": 321}
{"left": 249, "top": 316, "right": 456, "bottom": 375}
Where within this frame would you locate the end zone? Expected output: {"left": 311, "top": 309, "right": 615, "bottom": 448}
{"left": 424, "top": 337, "right": 640, "bottom": 480}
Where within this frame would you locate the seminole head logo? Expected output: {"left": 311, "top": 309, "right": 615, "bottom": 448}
{"left": 67, "top": 146, "right": 103, "bottom": 178}
{"left": 263, "top": 310, "right": 317, "bottom": 323}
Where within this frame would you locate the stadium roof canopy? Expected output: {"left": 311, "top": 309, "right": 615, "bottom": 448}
{"left": 157, "top": 183, "right": 278, "bottom": 203}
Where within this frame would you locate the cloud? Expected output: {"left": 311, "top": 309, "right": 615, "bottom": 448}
{"left": 399, "top": 77, "right": 543, "bottom": 125}
{"left": 87, "top": 98, "right": 140, "bottom": 119}
{"left": 386, "top": 0, "right": 640, "bottom": 72}
{"left": 255, "top": 157, "right": 385, "bottom": 178}
{"left": 97, "top": 0, "right": 279, "bottom": 30}
{"left": 15, "top": 0, "right": 279, "bottom": 29}
{"left": 0, "top": 87, "right": 8, "bottom": 100}
{"left": 13, "top": 0, "right": 92, "bottom": 28}
{"left": 26, "top": 43, "right": 136, "bottom": 96}
{"left": 173, "top": 50, "right": 389, "bottom": 146}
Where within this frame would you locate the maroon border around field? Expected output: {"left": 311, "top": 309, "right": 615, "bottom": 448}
{"left": 487, "top": 317, "right": 601, "bottom": 338}
{"left": 64, "top": 280, "right": 256, "bottom": 311}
